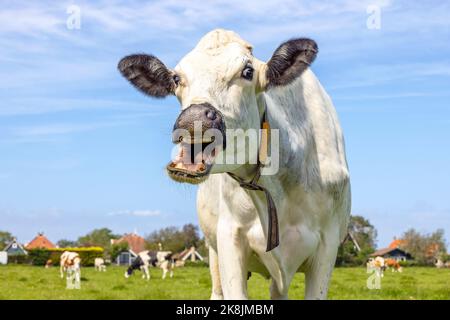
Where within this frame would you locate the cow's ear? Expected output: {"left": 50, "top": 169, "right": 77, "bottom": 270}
{"left": 118, "top": 54, "right": 175, "bottom": 98}
{"left": 265, "top": 38, "right": 318, "bottom": 88}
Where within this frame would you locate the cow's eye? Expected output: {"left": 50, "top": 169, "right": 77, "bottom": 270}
{"left": 173, "top": 74, "right": 180, "bottom": 86}
{"left": 242, "top": 65, "right": 254, "bottom": 81}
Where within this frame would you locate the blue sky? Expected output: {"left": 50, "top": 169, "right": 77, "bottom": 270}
{"left": 0, "top": 0, "right": 449, "bottom": 248}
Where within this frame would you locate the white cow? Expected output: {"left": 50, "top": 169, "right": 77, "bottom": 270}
{"left": 94, "top": 257, "right": 106, "bottom": 272}
{"left": 60, "top": 251, "right": 81, "bottom": 283}
{"left": 119, "top": 29, "right": 351, "bottom": 299}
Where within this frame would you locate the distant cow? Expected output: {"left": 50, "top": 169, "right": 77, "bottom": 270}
{"left": 385, "top": 258, "right": 403, "bottom": 273}
{"left": 125, "top": 251, "right": 176, "bottom": 280}
{"left": 435, "top": 259, "right": 445, "bottom": 268}
{"left": 60, "top": 251, "right": 81, "bottom": 282}
{"left": 45, "top": 259, "right": 53, "bottom": 268}
{"left": 94, "top": 258, "right": 106, "bottom": 272}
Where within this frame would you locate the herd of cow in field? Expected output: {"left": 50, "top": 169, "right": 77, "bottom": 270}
{"left": 57, "top": 249, "right": 178, "bottom": 287}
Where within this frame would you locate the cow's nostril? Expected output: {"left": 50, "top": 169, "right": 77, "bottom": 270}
{"left": 205, "top": 110, "right": 217, "bottom": 121}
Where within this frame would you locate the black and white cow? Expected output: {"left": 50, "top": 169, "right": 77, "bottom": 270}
{"left": 124, "top": 250, "right": 175, "bottom": 280}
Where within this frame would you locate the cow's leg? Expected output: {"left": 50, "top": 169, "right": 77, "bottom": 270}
{"left": 75, "top": 267, "right": 81, "bottom": 285}
{"left": 217, "top": 217, "right": 250, "bottom": 299}
{"left": 142, "top": 265, "right": 150, "bottom": 280}
{"left": 270, "top": 279, "right": 289, "bottom": 300}
{"left": 209, "top": 246, "right": 223, "bottom": 300}
{"left": 304, "top": 233, "right": 339, "bottom": 300}
{"left": 162, "top": 267, "right": 167, "bottom": 279}
{"left": 60, "top": 265, "right": 65, "bottom": 278}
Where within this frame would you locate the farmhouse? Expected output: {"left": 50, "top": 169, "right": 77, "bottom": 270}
{"left": 386, "top": 237, "right": 443, "bottom": 262}
{"left": 25, "top": 232, "right": 55, "bottom": 250}
{"left": 3, "top": 238, "right": 27, "bottom": 256}
{"left": 111, "top": 232, "right": 146, "bottom": 265}
{"left": 1, "top": 238, "right": 27, "bottom": 264}
{"left": 370, "top": 247, "right": 413, "bottom": 261}
{"left": 369, "top": 237, "right": 413, "bottom": 261}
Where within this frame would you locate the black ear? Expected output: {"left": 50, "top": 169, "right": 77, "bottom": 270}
{"left": 118, "top": 54, "right": 175, "bottom": 98}
{"left": 266, "top": 38, "right": 318, "bottom": 87}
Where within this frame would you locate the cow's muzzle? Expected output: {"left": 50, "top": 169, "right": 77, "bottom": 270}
{"left": 167, "top": 103, "right": 225, "bottom": 184}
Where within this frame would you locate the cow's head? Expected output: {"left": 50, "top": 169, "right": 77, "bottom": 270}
{"left": 119, "top": 29, "right": 317, "bottom": 184}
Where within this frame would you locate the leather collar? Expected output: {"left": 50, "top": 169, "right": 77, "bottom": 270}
{"left": 227, "top": 102, "right": 279, "bottom": 252}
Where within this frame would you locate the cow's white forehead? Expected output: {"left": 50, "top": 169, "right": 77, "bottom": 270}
{"left": 194, "top": 29, "right": 252, "bottom": 54}
{"left": 175, "top": 29, "right": 253, "bottom": 80}
{"left": 174, "top": 29, "right": 258, "bottom": 108}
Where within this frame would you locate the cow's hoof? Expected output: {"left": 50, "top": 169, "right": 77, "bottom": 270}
{"left": 210, "top": 292, "right": 224, "bottom": 300}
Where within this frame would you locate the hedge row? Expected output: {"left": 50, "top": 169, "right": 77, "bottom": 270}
{"left": 27, "top": 247, "right": 104, "bottom": 266}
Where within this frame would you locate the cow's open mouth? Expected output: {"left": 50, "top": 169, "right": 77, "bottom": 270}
{"left": 166, "top": 137, "right": 219, "bottom": 184}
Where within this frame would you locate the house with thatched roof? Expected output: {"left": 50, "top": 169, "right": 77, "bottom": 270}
{"left": 370, "top": 247, "right": 413, "bottom": 261}
{"left": 370, "top": 237, "right": 413, "bottom": 261}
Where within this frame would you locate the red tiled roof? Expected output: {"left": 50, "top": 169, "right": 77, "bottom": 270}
{"left": 26, "top": 233, "right": 55, "bottom": 249}
{"left": 111, "top": 233, "right": 146, "bottom": 254}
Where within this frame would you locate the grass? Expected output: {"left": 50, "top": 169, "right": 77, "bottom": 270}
{"left": 0, "top": 265, "right": 449, "bottom": 300}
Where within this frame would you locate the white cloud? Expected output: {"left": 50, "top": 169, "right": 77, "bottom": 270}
{"left": 10, "top": 121, "right": 128, "bottom": 138}
{"left": 0, "top": 98, "right": 160, "bottom": 117}
{"left": 326, "top": 62, "right": 450, "bottom": 91}
{"left": 0, "top": 173, "right": 11, "bottom": 180}
{"left": 107, "top": 210, "right": 162, "bottom": 217}
{"left": 0, "top": 6, "right": 65, "bottom": 36}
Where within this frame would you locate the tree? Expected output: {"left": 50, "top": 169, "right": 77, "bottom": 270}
{"left": 0, "top": 231, "right": 14, "bottom": 250}
{"left": 77, "top": 228, "right": 119, "bottom": 248}
{"left": 181, "top": 224, "right": 202, "bottom": 249}
{"left": 56, "top": 239, "right": 79, "bottom": 248}
{"left": 400, "top": 228, "right": 447, "bottom": 265}
{"left": 146, "top": 226, "right": 184, "bottom": 252}
{"left": 336, "top": 215, "right": 377, "bottom": 266}
{"left": 145, "top": 224, "right": 205, "bottom": 254}
{"left": 349, "top": 215, "right": 378, "bottom": 250}
{"left": 110, "top": 242, "right": 129, "bottom": 261}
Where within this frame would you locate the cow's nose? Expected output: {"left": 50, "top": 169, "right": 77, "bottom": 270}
{"left": 172, "top": 103, "right": 225, "bottom": 137}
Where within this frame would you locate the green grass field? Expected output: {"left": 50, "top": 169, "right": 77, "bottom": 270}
{"left": 0, "top": 265, "right": 449, "bottom": 300}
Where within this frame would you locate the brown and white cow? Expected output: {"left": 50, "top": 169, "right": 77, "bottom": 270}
{"left": 60, "top": 251, "right": 81, "bottom": 282}
{"left": 385, "top": 258, "right": 403, "bottom": 273}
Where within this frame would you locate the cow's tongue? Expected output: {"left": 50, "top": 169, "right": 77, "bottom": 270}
{"left": 172, "top": 143, "right": 207, "bottom": 172}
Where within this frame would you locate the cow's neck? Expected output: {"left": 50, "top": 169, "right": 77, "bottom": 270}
{"left": 226, "top": 95, "right": 281, "bottom": 251}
